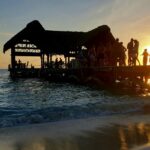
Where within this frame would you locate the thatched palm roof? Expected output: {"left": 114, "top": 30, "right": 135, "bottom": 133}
{"left": 85, "top": 25, "right": 115, "bottom": 48}
{"left": 3, "top": 20, "right": 115, "bottom": 54}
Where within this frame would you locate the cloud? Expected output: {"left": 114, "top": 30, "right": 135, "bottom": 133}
{"left": 85, "top": 0, "right": 149, "bottom": 28}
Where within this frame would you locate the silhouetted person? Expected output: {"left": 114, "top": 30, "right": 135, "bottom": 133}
{"left": 134, "top": 40, "right": 139, "bottom": 55}
{"left": 59, "top": 58, "right": 63, "bottom": 68}
{"left": 15, "top": 60, "right": 17, "bottom": 65}
{"left": 26, "top": 61, "right": 29, "bottom": 68}
{"left": 133, "top": 39, "right": 140, "bottom": 66}
{"left": 142, "top": 49, "right": 149, "bottom": 66}
{"left": 55, "top": 58, "right": 59, "bottom": 69}
{"left": 113, "top": 38, "right": 121, "bottom": 66}
{"left": 113, "top": 39, "right": 126, "bottom": 66}
{"left": 127, "top": 38, "right": 134, "bottom": 66}
{"left": 18, "top": 59, "right": 22, "bottom": 68}
{"left": 119, "top": 42, "right": 127, "bottom": 66}
{"left": 31, "top": 64, "right": 34, "bottom": 69}
{"left": 18, "top": 59, "right": 21, "bottom": 64}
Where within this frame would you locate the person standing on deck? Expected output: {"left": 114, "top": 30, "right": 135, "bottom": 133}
{"left": 55, "top": 58, "right": 59, "bottom": 69}
{"left": 133, "top": 39, "right": 140, "bottom": 66}
{"left": 142, "top": 49, "right": 149, "bottom": 66}
{"left": 112, "top": 38, "right": 121, "bottom": 66}
{"left": 127, "top": 38, "right": 134, "bottom": 66}
{"left": 119, "top": 42, "right": 127, "bottom": 66}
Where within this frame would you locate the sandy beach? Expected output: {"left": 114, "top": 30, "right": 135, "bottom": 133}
{"left": 1, "top": 114, "right": 150, "bottom": 150}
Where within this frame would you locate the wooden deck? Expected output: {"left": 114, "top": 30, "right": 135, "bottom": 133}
{"left": 90, "top": 65, "right": 150, "bottom": 79}
{"left": 9, "top": 65, "right": 150, "bottom": 84}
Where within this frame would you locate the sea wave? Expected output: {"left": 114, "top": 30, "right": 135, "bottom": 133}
{"left": 0, "top": 99, "right": 144, "bottom": 128}
{"left": 0, "top": 70, "right": 149, "bottom": 128}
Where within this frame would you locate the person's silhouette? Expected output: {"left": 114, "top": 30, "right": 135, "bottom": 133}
{"left": 142, "top": 49, "right": 149, "bottom": 66}
{"left": 127, "top": 38, "right": 134, "bottom": 66}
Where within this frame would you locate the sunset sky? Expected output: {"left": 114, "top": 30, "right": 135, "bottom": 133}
{"left": 1, "top": 0, "right": 150, "bottom": 68}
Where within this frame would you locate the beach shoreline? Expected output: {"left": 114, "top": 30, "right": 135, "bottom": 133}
{"left": 1, "top": 114, "right": 150, "bottom": 150}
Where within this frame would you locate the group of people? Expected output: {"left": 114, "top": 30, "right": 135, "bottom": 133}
{"left": 114, "top": 38, "right": 148, "bottom": 67}
{"left": 15, "top": 59, "right": 27, "bottom": 69}
{"left": 127, "top": 38, "right": 150, "bottom": 66}
{"left": 113, "top": 38, "right": 126, "bottom": 66}
{"left": 54, "top": 58, "right": 64, "bottom": 69}
{"left": 14, "top": 59, "right": 35, "bottom": 69}
{"left": 14, "top": 38, "right": 150, "bottom": 70}
{"left": 86, "top": 38, "right": 150, "bottom": 67}
{"left": 127, "top": 38, "right": 140, "bottom": 66}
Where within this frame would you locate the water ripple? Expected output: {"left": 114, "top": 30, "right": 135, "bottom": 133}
{"left": 0, "top": 70, "right": 148, "bottom": 128}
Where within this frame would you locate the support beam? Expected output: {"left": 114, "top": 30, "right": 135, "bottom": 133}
{"left": 50, "top": 54, "right": 52, "bottom": 62}
{"left": 47, "top": 54, "right": 49, "bottom": 64}
{"left": 14, "top": 52, "right": 41, "bottom": 56}
{"left": 11, "top": 47, "right": 16, "bottom": 70}
{"left": 41, "top": 54, "right": 44, "bottom": 68}
{"left": 65, "top": 57, "right": 67, "bottom": 66}
{"left": 68, "top": 57, "right": 70, "bottom": 64}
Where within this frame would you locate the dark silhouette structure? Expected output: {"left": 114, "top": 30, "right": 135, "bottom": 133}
{"left": 3, "top": 20, "right": 150, "bottom": 87}
{"left": 3, "top": 20, "right": 117, "bottom": 70}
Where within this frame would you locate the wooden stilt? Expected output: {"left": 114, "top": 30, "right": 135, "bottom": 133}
{"left": 11, "top": 47, "right": 15, "bottom": 70}
{"left": 41, "top": 54, "right": 44, "bottom": 68}
{"left": 50, "top": 54, "right": 52, "bottom": 62}
{"left": 47, "top": 54, "right": 49, "bottom": 64}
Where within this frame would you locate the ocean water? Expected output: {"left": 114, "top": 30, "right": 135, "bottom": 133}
{"left": 0, "top": 69, "right": 149, "bottom": 128}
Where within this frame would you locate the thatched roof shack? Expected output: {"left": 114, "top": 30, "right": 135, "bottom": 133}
{"left": 3, "top": 20, "right": 117, "bottom": 69}
{"left": 3, "top": 20, "right": 85, "bottom": 55}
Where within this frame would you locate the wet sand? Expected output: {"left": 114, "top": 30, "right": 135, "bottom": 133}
{"left": 1, "top": 114, "right": 150, "bottom": 150}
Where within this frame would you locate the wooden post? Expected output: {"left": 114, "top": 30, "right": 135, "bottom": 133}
{"left": 11, "top": 47, "right": 15, "bottom": 70}
{"left": 65, "top": 57, "right": 67, "bottom": 68}
{"left": 68, "top": 57, "right": 70, "bottom": 64}
{"left": 43, "top": 54, "right": 45, "bottom": 68}
{"left": 50, "top": 54, "right": 52, "bottom": 62}
{"left": 47, "top": 54, "right": 49, "bottom": 64}
{"left": 40, "top": 55, "right": 42, "bottom": 68}
{"left": 41, "top": 54, "right": 44, "bottom": 68}
{"left": 65, "top": 57, "right": 67, "bottom": 63}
